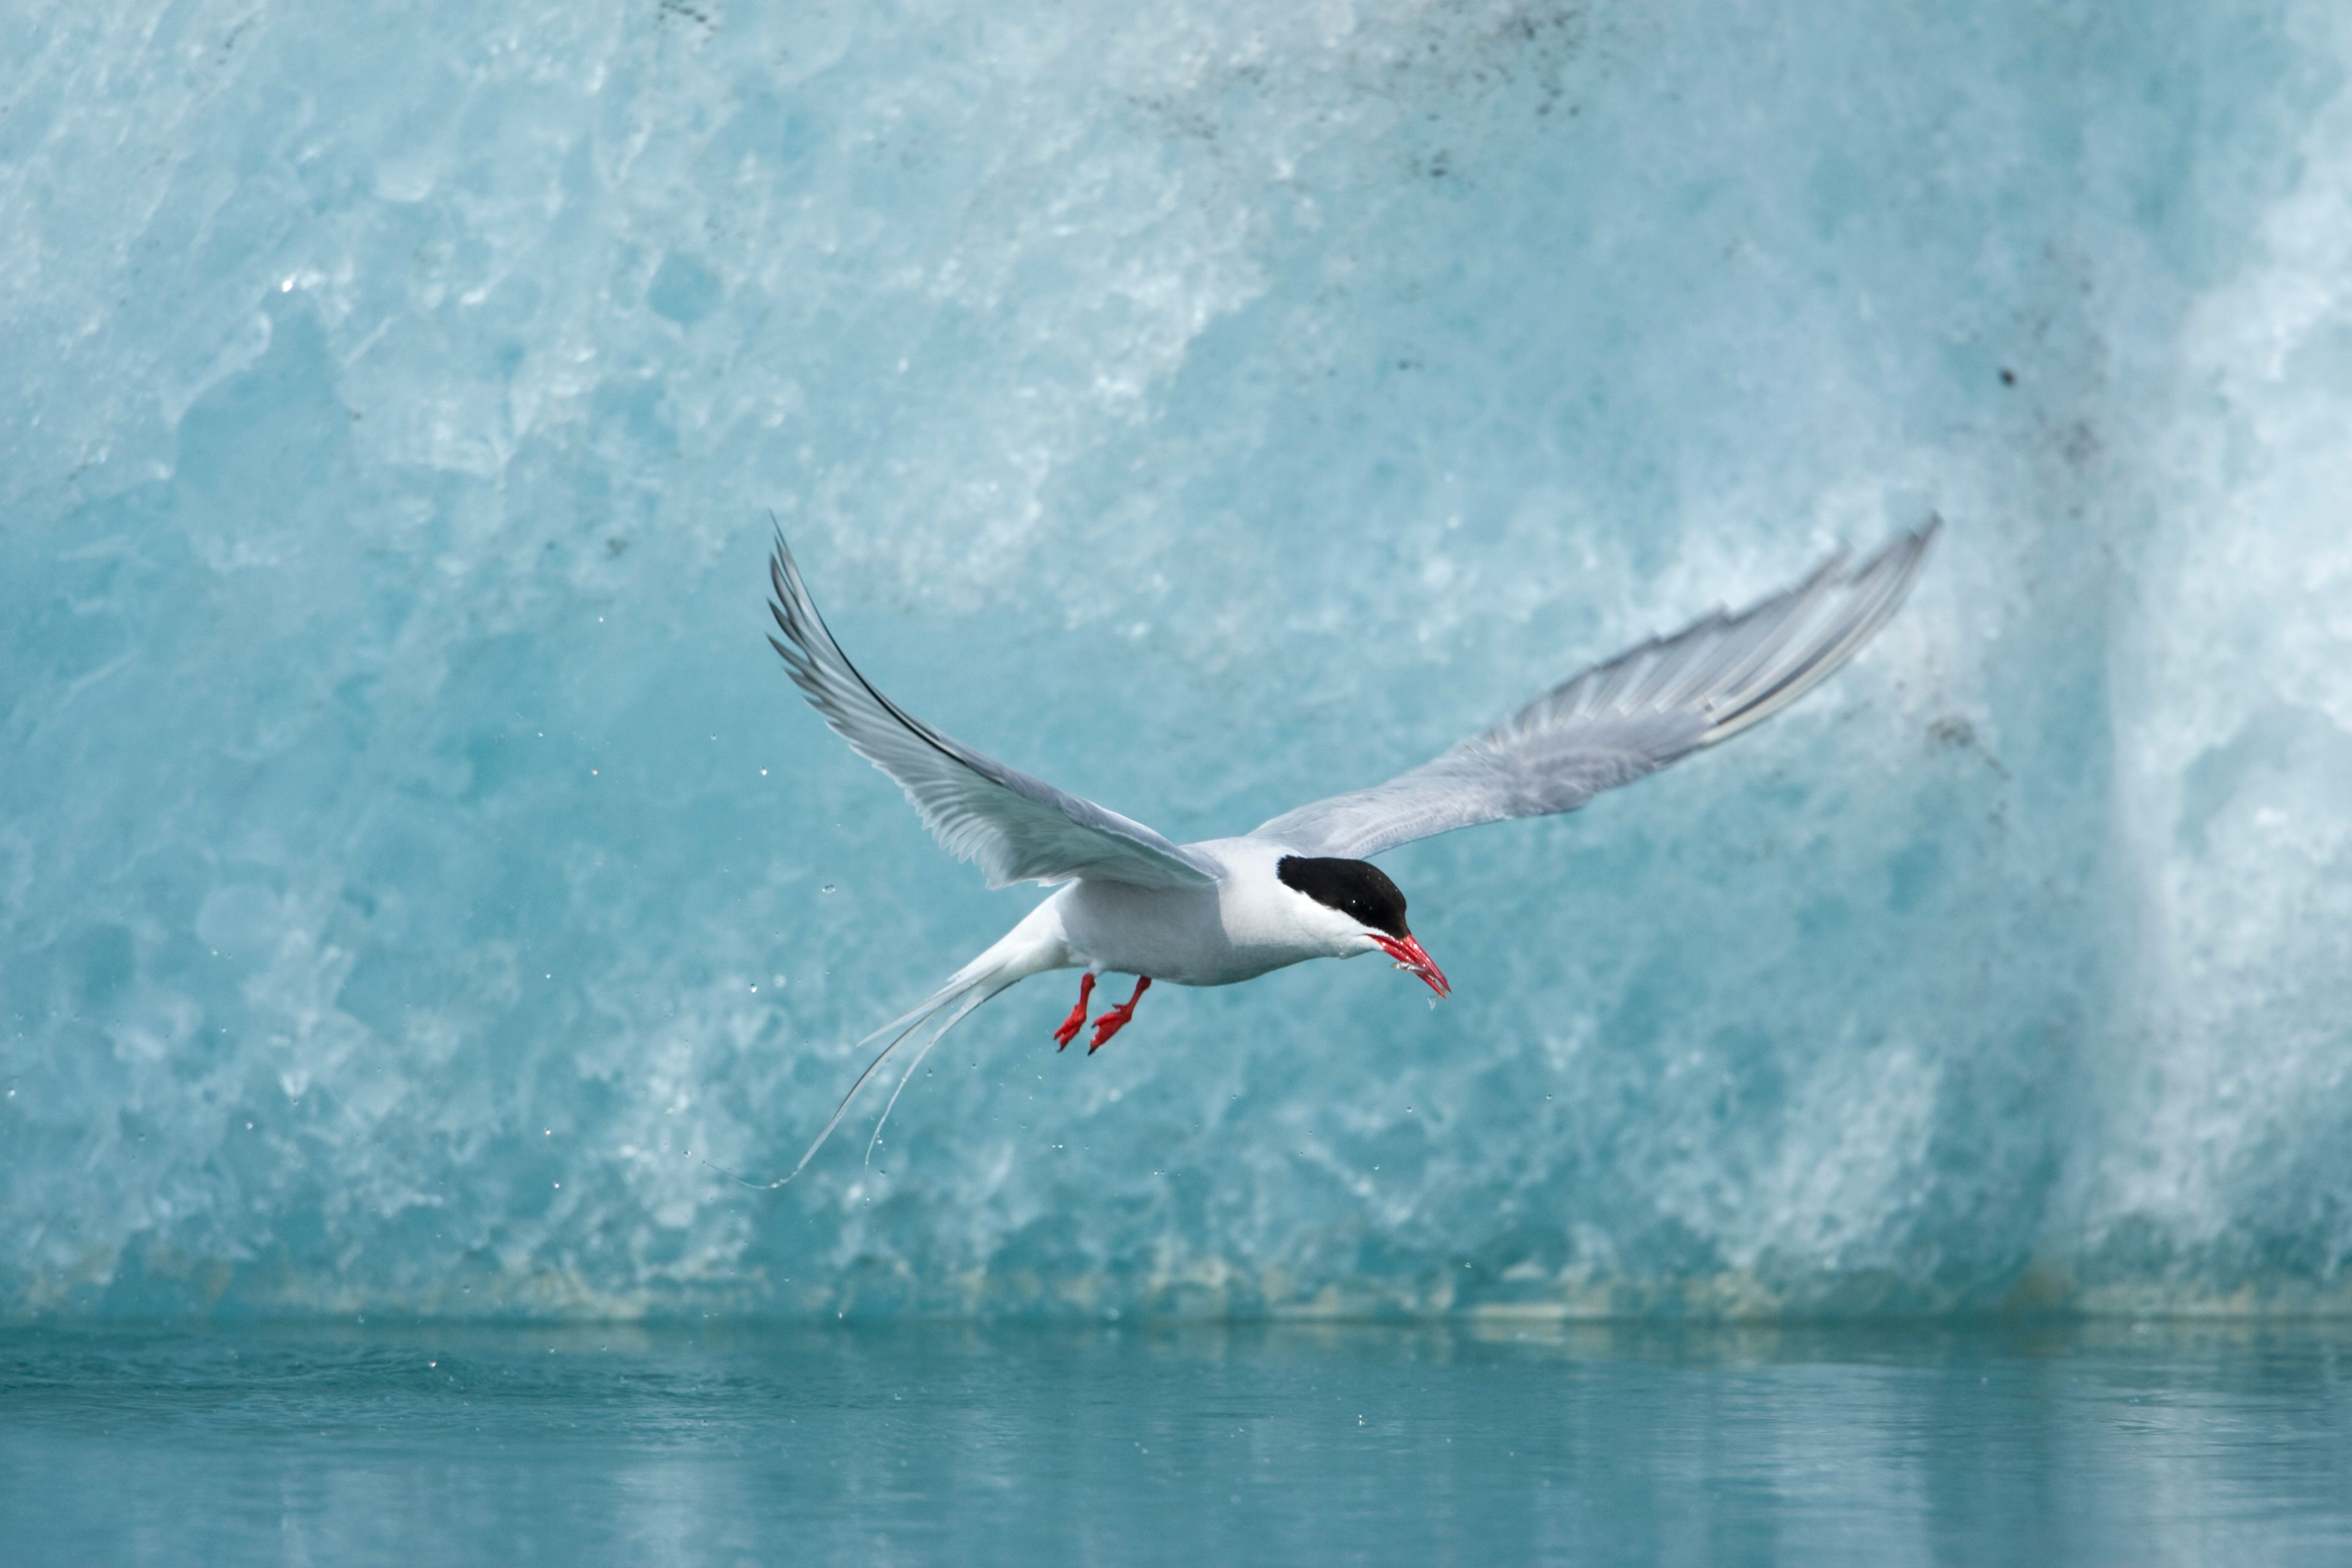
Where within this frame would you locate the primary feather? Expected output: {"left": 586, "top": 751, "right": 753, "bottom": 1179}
{"left": 766, "top": 532, "right": 1216, "bottom": 889}
{"left": 1252, "top": 522, "right": 1937, "bottom": 861}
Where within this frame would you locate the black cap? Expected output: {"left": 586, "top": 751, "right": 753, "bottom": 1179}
{"left": 1276, "top": 856, "right": 1410, "bottom": 938}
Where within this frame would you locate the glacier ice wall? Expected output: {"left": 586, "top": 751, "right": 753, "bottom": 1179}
{"left": 4, "top": 0, "right": 2350, "bottom": 1320}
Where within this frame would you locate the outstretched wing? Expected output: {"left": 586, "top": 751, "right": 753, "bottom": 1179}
{"left": 766, "top": 532, "right": 1216, "bottom": 889}
{"left": 1252, "top": 522, "right": 1938, "bottom": 861}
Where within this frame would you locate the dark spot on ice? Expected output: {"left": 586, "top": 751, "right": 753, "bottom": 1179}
{"left": 1929, "top": 716, "right": 2010, "bottom": 780}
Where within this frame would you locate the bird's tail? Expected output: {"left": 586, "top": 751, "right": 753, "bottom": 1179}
{"left": 715, "top": 900, "right": 1069, "bottom": 1188}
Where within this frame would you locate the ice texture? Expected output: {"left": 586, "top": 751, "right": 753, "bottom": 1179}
{"left": 4, "top": 0, "right": 2350, "bottom": 1321}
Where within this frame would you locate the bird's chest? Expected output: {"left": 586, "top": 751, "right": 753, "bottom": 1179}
{"left": 1057, "top": 880, "right": 1321, "bottom": 987}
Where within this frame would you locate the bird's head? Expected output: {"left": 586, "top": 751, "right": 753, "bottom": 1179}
{"left": 1275, "top": 854, "right": 1450, "bottom": 998}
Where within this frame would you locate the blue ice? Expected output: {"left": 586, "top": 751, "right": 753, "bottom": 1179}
{"left": 4, "top": 0, "right": 2351, "bottom": 1321}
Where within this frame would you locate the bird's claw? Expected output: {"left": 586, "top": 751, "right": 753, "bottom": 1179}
{"left": 1085, "top": 976, "right": 1152, "bottom": 1054}
{"left": 1052, "top": 973, "right": 1096, "bottom": 1051}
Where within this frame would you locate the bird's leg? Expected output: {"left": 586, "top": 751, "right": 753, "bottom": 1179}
{"left": 1053, "top": 972, "right": 1096, "bottom": 1051}
{"left": 1087, "top": 977, "right": 1152, "bottom": 1055}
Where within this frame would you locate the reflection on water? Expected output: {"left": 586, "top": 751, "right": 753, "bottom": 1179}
{"left": 4, "top": 1318, "right": 2350, "bottom": 1566}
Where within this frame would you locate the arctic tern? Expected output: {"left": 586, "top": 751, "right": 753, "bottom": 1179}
{"left": 752, "top": 521, "right": 1936, "bottom": 1181}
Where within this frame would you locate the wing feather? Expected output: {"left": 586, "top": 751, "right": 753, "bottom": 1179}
{"left": 1253, "top": 523, "right": 1938, "bottom": 860}
{"left": 766, "top": 532, "right": 1215, "bottom": 889}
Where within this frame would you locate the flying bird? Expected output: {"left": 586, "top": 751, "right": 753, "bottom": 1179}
{"left": 750, "top": 521, "right": 1937, "bottom": 1181}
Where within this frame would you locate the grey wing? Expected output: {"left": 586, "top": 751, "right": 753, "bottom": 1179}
{"left": 1253, "top": 522, "right": 1939, "bottom": 861}
{"left": 766, "top": 532, "right": 1216, "bottom": 889}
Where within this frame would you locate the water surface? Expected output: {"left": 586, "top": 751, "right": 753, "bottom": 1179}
{"left": 6, "top": 1318, "right": 2350, "bottom": 1565}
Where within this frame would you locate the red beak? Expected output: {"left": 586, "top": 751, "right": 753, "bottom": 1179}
{"left": 1369, "top": 932, "right": 1450, "bottom": 998}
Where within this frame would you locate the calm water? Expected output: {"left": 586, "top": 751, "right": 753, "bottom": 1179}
{"left": 4, "top": 1318, "right": 2350, "bottom": 1566}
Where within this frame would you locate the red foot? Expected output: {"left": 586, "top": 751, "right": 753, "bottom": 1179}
{"left": 1087, "top": 977, "right": 1152, "bottom": 1054}
{"left": 1053, "top": 973, "right": 1096, "bottom": 1050}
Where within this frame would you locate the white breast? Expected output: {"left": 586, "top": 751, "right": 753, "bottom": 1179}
{"left": 1055, "top": 837, "right": 1358, "bottom": 987}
